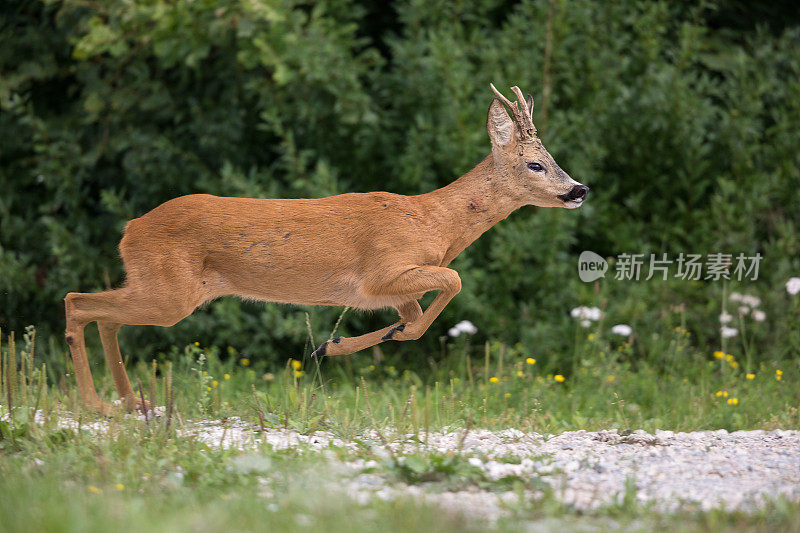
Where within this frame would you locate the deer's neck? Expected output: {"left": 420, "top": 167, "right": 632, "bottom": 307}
{"left": 421, "top": 154, "right": 524, "bottom": 264}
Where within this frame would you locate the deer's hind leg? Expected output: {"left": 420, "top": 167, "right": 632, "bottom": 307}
{"left": 64, "top": 293, "right": 105, "bottom": 413}
{"left": 65, "top": 286, "right": 200, "bottom": 413}
{"left": 97, "top": 321, "right": 138, "bottom": 411}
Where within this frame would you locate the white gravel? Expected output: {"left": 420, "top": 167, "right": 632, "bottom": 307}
{"left": 182, "top": 418, "right": 800, "bottom": 515}
{"left": 6, "top": 406, "right": 800, "bottom": 518}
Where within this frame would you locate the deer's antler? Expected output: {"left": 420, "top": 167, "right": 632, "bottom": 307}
{"left": 489, "top": 83, "right": 537, "bottom": 140}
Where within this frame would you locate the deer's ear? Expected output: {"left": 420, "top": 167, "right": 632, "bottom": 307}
{"left": 487, "top": 98, "right": 515, "bottom": 148}
{"left": 525, "top": 93, "right": 534, "bottom": 119}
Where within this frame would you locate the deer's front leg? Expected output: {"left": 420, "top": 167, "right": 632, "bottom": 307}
{"left": 380, "top": 267, "right": 461, "bottom": 342}
{"left": 312, "top": 301, "right": 422, "bottom": 357}
{"left": 312, "top": 266, "right": 460, "bottom": 356}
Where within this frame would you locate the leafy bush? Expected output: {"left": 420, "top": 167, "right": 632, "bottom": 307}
{"left": 1, "top": 0, "right": 799, "bottom": 369}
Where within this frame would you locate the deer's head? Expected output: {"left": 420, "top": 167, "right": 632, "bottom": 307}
{"left": 486, "top": 84, "right": 588, "bottom": 209}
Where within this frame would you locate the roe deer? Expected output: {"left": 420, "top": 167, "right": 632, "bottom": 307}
{"left": 64, "top": 84, "right": 589, "bottom": 413}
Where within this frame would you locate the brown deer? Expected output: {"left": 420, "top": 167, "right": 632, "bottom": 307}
{"left": 64, "top": 84, "right": 589, "bottom": 413}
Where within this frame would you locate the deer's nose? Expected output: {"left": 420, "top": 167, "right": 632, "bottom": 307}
{"left": 559, "top": 185, "right": 589, "bottom": 202}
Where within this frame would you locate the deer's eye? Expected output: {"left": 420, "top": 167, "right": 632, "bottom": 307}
{"left": 527, "top": 162, "right": 544, "bottom": 172}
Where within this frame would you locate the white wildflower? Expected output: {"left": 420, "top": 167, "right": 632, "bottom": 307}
{"left": 741, "top": 294, "right": 761, "bottom": 307}
{"left": 571, "top": 306, "right": 602, "bottom": 322}
{"left": 580, "top": 319, "right": 592, "bottom": 328}
{"left": 729, "top": 292, "right": 743, "bottom": 302}
{"left": 586, "top": 307, "right": 602, "bottom": 321}
{"left": 449, "top": 320, "right": 477, "bottom": 337}
{"left": 752, "top": 309, "right": 766, "bottom": 322}
{"left": 720, "top": 326, "right": 738, "bottom": 339}
{"left": 738, "top": 305, "right": 750, "bottom": 316}
{"left": 787, "top": 277, "right": 800, "bottom": 295}
{"left": 454, "top": 320, "right": 478, "bottom": 335}
{"left": 719, "top": 312, "right": 733, "bottom": 324}
{"left": 611, "top": 324, "right": 633, "bottom": 336}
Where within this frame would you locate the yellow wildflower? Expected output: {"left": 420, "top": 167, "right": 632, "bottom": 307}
{"left": 115, "top": 483, "right": 125, "bottom": 491}
{"left": 730, "top": 361, "right": 739, "bottom": 369}
{"left": 554, "top": 374, "right": 565, "bottom": 383}
{"left": 587, "top": 333, "right": 595, "bottom": 341}
{"left": 369, "top": 365, "right": 375, "bottom": 371}
{"left": 715, "top": 390, "right": 723, "bottom": 397}
{"left": 241, "top": 358, "right": 250, "bottom": 366}
{"left": 194, "top": 342, "right": 200, "bottom": 347}
{"left": 776, "top": 369, "right": 783, "bottom": 376}
{"left": 504, "top": 393, "right": 511, "bottom": 398}
{"left": 727, "top": 398, "right": 739, "bottom": 405}
{"left": 606, "top": 375, "right": 615, "bottom": 383}
{"left": 211, "top": 380, "right": 218, "bottom": 388}
{"left": 88, "top": 485, "right": 101, "bottom": 494}
{"left": 294, "top": 370, "right": 304, "bottom": 378}
{"left": 725, "top": 354, "right": 735, "bottom": 362}
{"left": 525, "top": 358, "right": 536, "bottom": 365}
{"left": 713, "top": 351, "right": 724, "bottom": 359}
{"left": 489, "top": 377, "right": 499, "bottom": 383}
{"left": 746, "top": 373, "right": 755, "bottom": 380}
{"left": 290, "top": 359, "right": 302, "bottom": 370}
{"left": 224, "top": 374, "right": 230, "bottom": 380}
{"left": 517, "top": 370, "right": 524, "bottom": 377}
{"left": 207, "top": 386, "right": 212, "bottom": 391}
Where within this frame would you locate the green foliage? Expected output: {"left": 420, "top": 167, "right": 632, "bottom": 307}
{"left": 1, "top": 0, "right": 800, "bottom": 368}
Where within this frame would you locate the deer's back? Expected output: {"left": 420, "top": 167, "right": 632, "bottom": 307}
{"left": 118, "top": 193, "right": 446, "bottom": 308}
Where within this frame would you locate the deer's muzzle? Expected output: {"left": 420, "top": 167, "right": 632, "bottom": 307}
{"left": 558, "top": 184, "right": 589, "bottom": 203}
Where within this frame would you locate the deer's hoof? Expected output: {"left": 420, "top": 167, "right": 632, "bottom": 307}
{"left": 381, "top": 323, "right": 406, "bottom": 341}
{"left": 135, "top": 397, "right": 154, "bottom": 414}
{"left": 91, "top": 400, "right": 114, "bottom": 417}
{"left": 311, "top": 342, "right": 328, "bottom": 357}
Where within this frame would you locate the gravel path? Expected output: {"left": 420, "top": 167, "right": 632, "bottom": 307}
{"left": 9, "top": 407, "right": 800, "bottom": 518}
{"left": 186, "top": 418, "right": 800, "bottom": 515}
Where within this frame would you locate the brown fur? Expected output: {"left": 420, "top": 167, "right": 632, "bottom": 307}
{"left": 64, "top": 85, "right": 587, "bottom": 413}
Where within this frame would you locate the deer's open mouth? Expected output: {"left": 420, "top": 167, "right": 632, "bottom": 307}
{"left": 558, "top": 184, "right": 589, "bottom": 208}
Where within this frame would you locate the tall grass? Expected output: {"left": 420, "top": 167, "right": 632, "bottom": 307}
{"left": 3, "top": 323, "right": 796, "bottom": 440}
{"left": 1, "top": 325, "right": 798, "bottom": 532}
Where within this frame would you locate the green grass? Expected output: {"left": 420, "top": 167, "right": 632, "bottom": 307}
{"left": 1, "top": 326, "right": 798, "bottom": 532}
